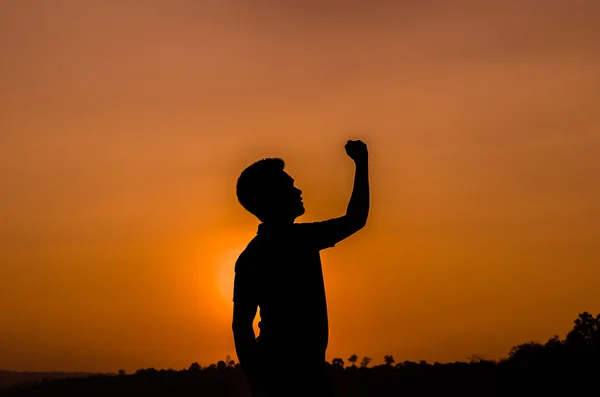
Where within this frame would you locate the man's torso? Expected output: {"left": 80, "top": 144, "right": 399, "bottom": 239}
{"left": 236, "top": 223, "right": 329, "bottom": 355}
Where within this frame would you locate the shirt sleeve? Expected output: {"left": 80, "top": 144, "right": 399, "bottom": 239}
{"left": 297, "top": 217, "right": 354, "bottom": 251}
{"left": 233, "top": 260, "right": 258, "bottom": 304}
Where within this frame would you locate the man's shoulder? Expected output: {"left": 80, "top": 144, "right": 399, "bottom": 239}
{"left": 292, "top": 221, "right": 328, "bottom": 230}
{"left": 234, "top": 237, "right": 266, "bottom": 273}
{"left": 291, "top": 222, "right": 326, "bottom": 239}
{"left": 289, "top": 222, "right": 318, "bottom": 235}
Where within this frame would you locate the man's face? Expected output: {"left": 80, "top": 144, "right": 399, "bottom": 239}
{"left": 271, "top": 171, "right": 305, "bottom": 220}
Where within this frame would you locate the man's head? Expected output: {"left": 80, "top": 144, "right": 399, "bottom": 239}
{"left": 236, "top": 158, "right": 304, "bottom": 223}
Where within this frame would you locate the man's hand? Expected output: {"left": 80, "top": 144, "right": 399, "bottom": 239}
{"left": 345, "top": 140, "right": 368, "bottom": 163}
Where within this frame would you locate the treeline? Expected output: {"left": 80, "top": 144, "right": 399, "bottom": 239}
{"left": 2, "top": 311, "right": 599, "bottom": 396}
{"left": 0, "top": 372, "right": 104, "bottom": 391}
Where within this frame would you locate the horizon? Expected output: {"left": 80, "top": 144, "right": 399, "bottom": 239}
{"left": 0, "top": 309, "right": 589, "bottom": 373}
{"left": 1, "top": 0, "right": 599, "bottom": 374}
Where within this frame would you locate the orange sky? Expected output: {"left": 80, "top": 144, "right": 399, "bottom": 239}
{"left": 1, "top": 0, "right": 599, "bottom": 373}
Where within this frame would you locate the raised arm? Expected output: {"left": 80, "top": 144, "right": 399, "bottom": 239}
{"left": 299, "top": 140, "right": 370, "bottom": 250}
{"left": 344, "top": 139, "right": 370, "bottom": 229}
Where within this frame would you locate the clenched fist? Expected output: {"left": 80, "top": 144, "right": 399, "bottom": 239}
{"left": 345, "top": 140, "right": 368, "bottom": 163}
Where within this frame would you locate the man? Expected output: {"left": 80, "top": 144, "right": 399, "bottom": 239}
{"left": 232, "top": 140, "right": 370, "bottom": 396}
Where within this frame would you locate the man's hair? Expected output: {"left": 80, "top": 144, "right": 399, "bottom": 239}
{"left": 236, "top": 158, "right": 285, "bottom": 219}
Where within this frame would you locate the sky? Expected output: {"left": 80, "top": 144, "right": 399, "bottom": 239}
{"left": 1, "top": 0, "right": 599, "bottom": 373}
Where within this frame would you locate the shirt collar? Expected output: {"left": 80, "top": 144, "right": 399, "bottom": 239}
{"left": 257, "top": 222, "right": 295, "bottom": 235}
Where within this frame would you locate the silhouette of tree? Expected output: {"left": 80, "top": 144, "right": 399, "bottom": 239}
{"left": 117, "top": 369, "right": 126, "bottom": 376}
{"left": 509, "top": 341, "right": 543, "bottom": 358}
{"left": 467, "top": 354, "right": 485, "bottom": 364}
{"left": 216, "top": 361, "right": 227, "bottom": 371}
{"left": 545, "top": 335, "right": 562, "bottom": 348}
{"left": 360, "top": 356, "right": 372, "bottom": 368}
{"left": 348, "top": 354, "right": 358, "bottom": 367}
{"left": 7, "top": 311, "right": 600, "bottom": 397}
{"left": 383, "top": 355, "right": 395, "bottom": 366}
{"left": 508, "top": 341, "right": 546, "bottom": 368}
{"left": 565, "top": 312, "right": 600, "bottom": 351}
{"left": 188, "top": 362, "right": 201, "bottom": 372}
{"left": 544, "top": 335, "right": 565, "bottom": 355}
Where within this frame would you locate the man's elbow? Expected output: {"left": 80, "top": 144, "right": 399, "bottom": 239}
{"left": 355, "top": 217, "right": 367, "bottom": 231}
{"left": 346, "top": 212, "right": 368, "bottom": 230}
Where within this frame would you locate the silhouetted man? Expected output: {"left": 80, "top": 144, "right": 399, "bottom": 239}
{"left": 232, "top": 140, "right": 370, "bottom": 397}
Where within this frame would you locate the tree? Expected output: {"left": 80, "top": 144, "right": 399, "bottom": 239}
{"left": 360, "top": 356, "right": 372, "bottom": 368}
{"left": 189, "top": 362, "right": 201, "bottom": 372}
{"left": 508, "top": 341, "right": 545, "bottom": 366}
{"left": 135, "top": 367, "right": 157, "bottom": 375}
{"left": 383, "top": 355, "right": 395, "bottom": 366}
{"left": 217, "top": 360, "right": 227, "bottom": 370}
{"left": 565, "top": 312, "right": 600, "bottom": 350}
{"left": 545, "top": 335, "right": 563, "bottom": 348}
{"left": 118, "top": 369, "right": 126, "bottom": 376}
{"left": 348, "top": 354, "right": 358, "bottom": 367}
{"left": 467, "top": 354, "right": 485, "bottom": 364}
{"left": 332, "top": 358, "right": 345, "bottom": 367}
{"left": 544, "top": 335, "right": 565, "bottom": 356}
{"left": 226, "top": 355, "right": 235, "bottom": 367}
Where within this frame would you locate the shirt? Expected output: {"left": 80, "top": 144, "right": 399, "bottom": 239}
{"left": 233, "top": 221, "right": 340, "bottom": 356}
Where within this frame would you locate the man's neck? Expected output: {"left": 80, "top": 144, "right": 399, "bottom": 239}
{"left": 260, "top": 216, "right": 296, "bottom": 229}
{"left": 262, "top": 219, "right": 295, "bottom": 226}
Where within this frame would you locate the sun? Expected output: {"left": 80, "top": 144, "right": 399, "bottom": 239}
{"left": 216, "top": 246, "right": 245, "bottom": 304}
